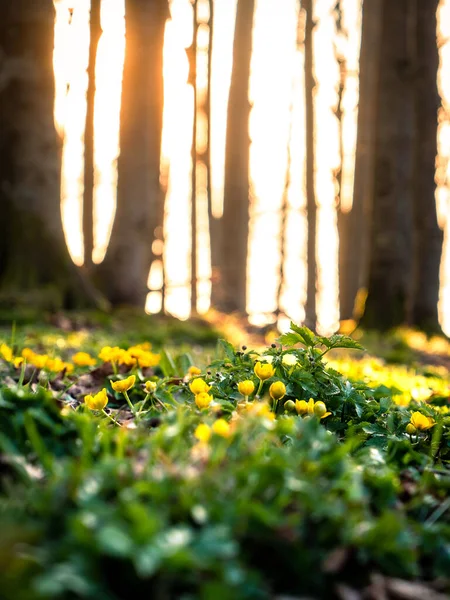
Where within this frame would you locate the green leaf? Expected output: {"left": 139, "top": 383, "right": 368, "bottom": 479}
{"left": 289, "top": 323, "right": 316, "bottom": 346}
{"left": 278, "top": 332, "right": 303, "bottom": 347}
{"left": 159, "top": 349, "right": 177, "bottom": 377}
{"left": 218, "top": 339, "right": 236, "bottom": 362}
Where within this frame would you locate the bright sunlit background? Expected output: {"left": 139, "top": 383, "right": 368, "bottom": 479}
{"left": 53, "top": 0, "right": 450, "bottom": 336}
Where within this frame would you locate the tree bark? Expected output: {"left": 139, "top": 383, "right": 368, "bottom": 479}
{"left": 304, "top": 0, "right": 317, "bottom": 330}
{"left": 339, "top": 0, "right": 383, "bottom": 321}
{"left": 362, "top": 0, "right": 415, "bottom": 330}
{"left": 0, "top": 1, "right": 100, "bottom": 312}
{"left": 83, "top": 0, "right": 102, "bottom": 270}
{"left": 96, "top": 0, "right": 168, "bottom": 306}
{"left": 216, "top": 0, "right": 255, "bottom": 314}
{"left": 409, "top": 0, "right": 443, "bottom": 331}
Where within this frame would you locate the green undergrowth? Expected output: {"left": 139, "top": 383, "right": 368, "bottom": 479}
{"left": 0, "top": 321, "right": 449, "bottom": 599}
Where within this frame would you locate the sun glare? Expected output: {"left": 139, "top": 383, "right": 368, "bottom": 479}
{"left": 53, "top": 0, "right": 450, "bottom": 336}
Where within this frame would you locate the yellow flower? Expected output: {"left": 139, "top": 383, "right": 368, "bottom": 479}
{"left": 254, "top": 361, "right": 275, "bottom": 381}
{"left": 410, "top": 411, "right": 435, "bottom": 431}
{"left": 295, "top": 399, "right": 308, "bottom": 415}
{"left": 0, "top": 343, "right": 13, "bottom": 362}
{"left": 72, "top": 352, "right": 96, "bottom": 367}
{"left": 212, "top": 418, "right": 231, "bottom": 438}
{"left": 269, "top": 381, "right": 286, "bottom": 401}
{"left": 313, "top": 401, "right": 331, "bottom": 419}
{"left": 195, "top": 392, "right": 213, "bottom": 409}
{"left": 145, "top": 380, "right": 157, "bottom": 393}
{"left": 406, "top": 423, "right": 417, "bottom": 435}
{"left": 246, "top": 402, "right": 275, "bottom": 420}
{"left": 32, "top": 354, "right": 49, "bottom": 369}
{"left": 85, "top": 388, "right": 108, "bottom": 411}
{"left": 13, "top": 357, "right": 24, "bottom": 368}
{"left": 189, "top": 378, "right": 211, "bottom": 395}
{"left": 238, "top": 380, "right": 255, "bottom": 397}
{"left": 46, "top": 358, "right": 67, "bottom": 373}
{"left": 111, "top": 375, "right": 136, "bottom": 393}
{"left": 282, "top": 353, "right": 297, "bottom": 367}
{"left": 194, "top": 423, "right": 211, "bottom": 443}
{"left": 188, "top": 366, "right": 202, "bottom": 377}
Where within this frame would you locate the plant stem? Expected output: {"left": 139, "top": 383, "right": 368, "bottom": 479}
{"left": 102, "top": 409, "right": 121, "bottom": 427}
{"left": 123, "top": 390, "right": 137, "bottom": 418}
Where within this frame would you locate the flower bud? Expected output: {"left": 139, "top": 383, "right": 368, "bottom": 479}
{"left": 313, "top": 401, "right": 327, "bottom": 418}
{"left": 238, "top": 380, "right": 255, "bottom": 396}
{"left": 269, "top": 381, "right": 286, "bottom": 401}
{"left": 284, "top": 399, "right": 296, "bottom": 412}
{"left": 406, "top": 423, "right": 417, "bottom": 435}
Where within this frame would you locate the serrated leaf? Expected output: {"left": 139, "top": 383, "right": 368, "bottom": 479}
{"left": 289, "top": 323, "right": 316, "bottom": 346}
{"left": 278, "top": 332, "right": 303, "bottom": 347}
{"left": 218, "top": 339, "right": 236, "bottom": 362}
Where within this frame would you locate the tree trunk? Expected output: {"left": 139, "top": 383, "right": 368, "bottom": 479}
{"left": 207, "top": 0, "right": 222, "bottom": 307}
{"left": 304, "top": 0, "right": 317, "bottom": 330}
{"left": 216, "top": 0, "right": 255, "bottom": 314}
{"left": 339, "top": 0, "right": 383, "bottom": 321}
{"left": 362, "top": 0, "right": 415, "bottom": 330}
{"left": 0, "top": 1, "right": 99, "bottom": 312}
{"left": 190, "top": 1, "right": 198, "bottom": 313}
{"left": 96, "top": 0, "right": 168, "bottom": 306}
{"left": 409, "top": 0, "right": 443, "bottom": 331}
{"left": 83, "top": 0, "right": 102, "bottom": 270}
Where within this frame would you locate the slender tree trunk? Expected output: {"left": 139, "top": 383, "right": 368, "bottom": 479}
{"left": 363, "top": 0, "right": 415, "bottom": 330}
{"left": 304, "top": 0, "right": 317, "bottom": 330}
{"left": 216, "top": 0, "right": 254, "bottom": 314}
{"left": 410, "top": 0, "right": 443, "bottom": 331}
{"left": 339, "top": 0, "right": 383, "bottom": 321}
{"left": 190, "top": 1, "right": 198, "bottom": 313}
{"left": 207, "top": 0, "right": 222, "bottom": 307}
{"left": 83, "top": 0, "right": 102, "bottom": 269}
{"left": 97, "top": 0, "right": 168, "bottom": 306}
{"left": 0, "top": 1, "right": 99, "bottom": 311}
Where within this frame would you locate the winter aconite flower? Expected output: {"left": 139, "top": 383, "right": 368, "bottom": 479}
{"left": 313, "top": 401, "right": 331, "bottom": 419}
{"left": 410, "top": 411, "right": 435, "bottom": 431}
{"left": 195, "top": 392, "right": 213, "bottom": 409}
{"left": 254, "top": 362, "right": 275, "bottom": 381}
{"left": 269, "top": 381, "right": 286, "bottom": 401}
{"left": 85, "top": 388, "right": 108, "bottom": 411}
{"left": 0, "top": 343, "right": 13, "bottom": 362}
{"left": 212, "top": 419, "right": 231, "bottom": 438}
{"left": 72, "top": 352, "right": 96, "bottom": 367}
{"left": 188, "top": 366, "right": 202, "bottom": 377}
{"left": 111, "top": 375, "right": 136, "bottom": 393}
{"left": 406, "top": 423, "right": 417, "bottom": 435}
{"left": 189, "top": 378, "right": 211, "bottom": 395}
{"left": 194, "top": 423, "right": 211, "bottom": 443}
{"left": 295, "top": 398, "right": 331, "bottom": 419}
{"left": 238, "top": 380, "right": 255, "bottom": 397}
{"left": 282, "top": 353, "right": 297, "bottom": 367}
{"left": 145, "top": 380, "right": 157, "bottom": 393}
{"left": 295, "top": 399, "right": 308, "bottom": 415}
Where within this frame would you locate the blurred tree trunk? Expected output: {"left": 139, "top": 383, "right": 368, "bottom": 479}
{"left": 338, "top": 0, "right": 383, "bottom": 321}
{"left": 96, "top": 0, "right": 168, "bottom": 306}
{"left": 409, "top": 0, "right": 443, "bottom": 331}
{"left": 216, "top": 0, "right": 255, "bottom": 313}
{"left": 207, "top": 0, "right": 222, "bottom": 307}
{"left": 83, "top": 0, "right": 102, "bottom": 270}
{"left": 362, "top": 0, "right": 415, "bottom": 330}
{"left": 304, "top": 0, "right": 317, "bottom": 330}
{"left": 0, "top": 1, "right": 100, "bottom": 312}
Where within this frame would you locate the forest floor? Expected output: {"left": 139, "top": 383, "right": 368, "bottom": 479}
{"left": 0, "top": 311, "right": 449, "bottom": 599}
